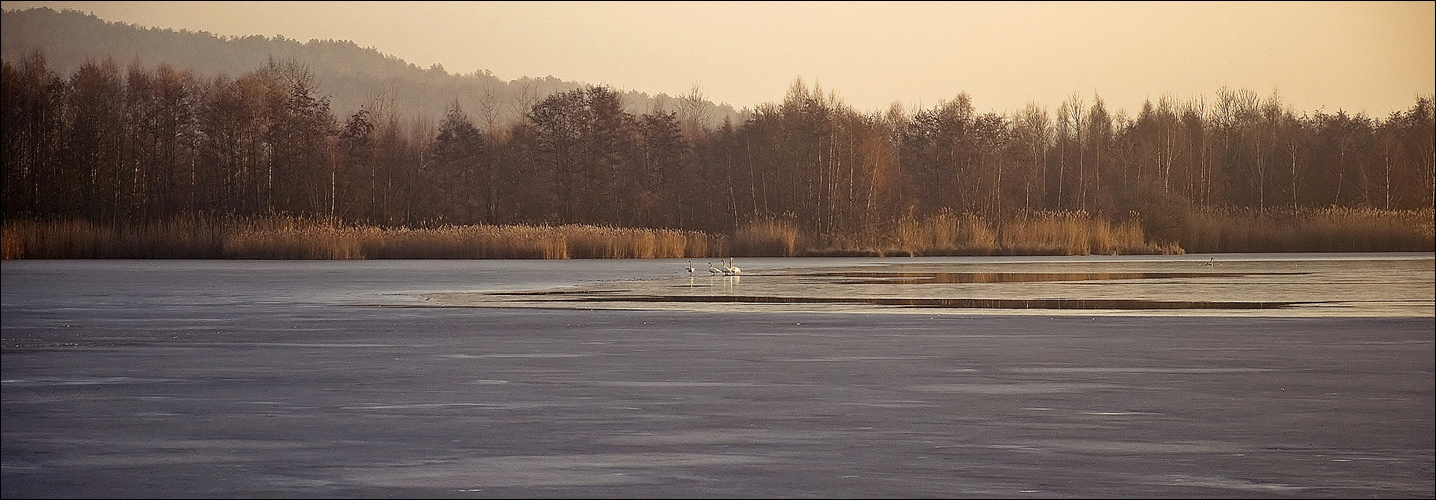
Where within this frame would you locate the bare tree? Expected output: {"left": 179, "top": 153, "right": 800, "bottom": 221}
{"left": 1256, "top": 90, "right": 1287, "bottom": 211}
{"left": 1012, "top": 102, "right": 1050, "bottom": 211}
{"left": 1156, "top": 94, "right": 1181, "bottom": 194}
{"left": 1085, "top": 94, "right": 1111, "bottom": 211}
{"left": 477, "top": 79, "right": 503, "bottom": 137}
{"left": 1182, "top": 96, "right": 1211, "bottom": 205}
{"left": 1055, "top": 93, "right": 1084, "bottom": 210}
{"left": 508, "top": 77, "right": 539, "bottom": 124}
{"left": 678, "top": 82, "right": 714, "bottom": 140}
{"left": 1065, "top": 93, "right": 1086, "bottom": 211}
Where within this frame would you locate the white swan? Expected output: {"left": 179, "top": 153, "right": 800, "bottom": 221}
{"left": 708, "top": 261, "right": 722, "bottom": 275}
{"left": 725, "top": 257, "right": 742, "bottom": 275}
{"left": 1203, "top": 257, "right": 1214, "bottom": 266}
{"left": 686, "top": 260, "right": 696, "bottom": 275}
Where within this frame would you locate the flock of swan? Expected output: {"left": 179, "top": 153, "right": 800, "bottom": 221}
{"left": 686, "top": 257, "right": 1214, "bottom": 278}
{"left": 688, "top": 258, "right": 741, "bottom": 276}
{"left": 686, "top": 257, "right": 1213, "bottom": 277}
{"left": 684, "top": 256, "right": 1211, "bottom": 277}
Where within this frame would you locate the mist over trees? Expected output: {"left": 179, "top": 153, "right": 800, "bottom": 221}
{"left": 3, "top": 7, "right": 1433, "bottom": 254}
{"left": 0, "top": 7, "right": 748, "bottom": 130}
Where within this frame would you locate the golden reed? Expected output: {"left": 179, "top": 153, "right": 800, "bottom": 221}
{"left": 4, "top": 208, "right": 1429, "bottom": 259}
{"left": 2, "top": 216, "right": 722, "bottom": 260}
{"left": 1176, "top": 207, "right": 1434, "bottom": 253}
{"left": 764, "top": 210, "right": 1176, "bottom": 257}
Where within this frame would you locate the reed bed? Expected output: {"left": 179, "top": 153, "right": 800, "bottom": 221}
{"left": 228, "top": 221, "right": 723, "bottom": 259}
{"left": 1177, "top": 207, "right": 1435, "bottom": 253}
{"left": 888, "top": 210, "right": 999, "bottom": 256}
{"left": 793, "top": 210, "right": 1176, "bottom": 257}
{"left": 731, "top": 217, "right": 801, "bottom": 257}
{"left": 1, "top": 215, "right": 227, "bottom": 259}
{"left": 997, "top": 211, "right": 1178, "bottom": 256}
{"left": 2, "top": 217, "right": 723, "bottom": 260}
{"left": 5, "top": 208, "right": 1429, "bottom": 259}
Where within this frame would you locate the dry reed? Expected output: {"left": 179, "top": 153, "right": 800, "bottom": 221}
{"left": 890, "top": 210, "right": 999, "bottom": 255}
{"left": 5, "top": 208, "right": 1428, "bottom": 259}
{"left": 797, "top": 210, "right": 1176, "bottom": 257}
{"left": 2, "top": 215, "right": 227, "bottom": 259}
{"left": 731, "top": 217, "right": 800, "bottom": 257}
{"left": 2, "top": 217, "right": 724, "bottom": 260}
{"left": 998, "top": 211, "right": 1175, "bottom": 256}
{"left": 1177, "top": 207, "right": 1435, "bottom": 253}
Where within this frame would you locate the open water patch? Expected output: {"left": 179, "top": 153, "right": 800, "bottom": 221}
{"left": 781, "top": 270, "right": 1307, "bottom": 285}
{"left": 510, "top": 292, "right": 1315, "bottom": 310}
{"left": 408, "top": 256, "right": 1429, "bottom": 316}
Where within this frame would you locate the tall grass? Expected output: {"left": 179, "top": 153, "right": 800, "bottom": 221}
{"left": 1177, "top": 207, "right": 1435, "bottom": 253}
{"left": 731, "top": 217, "right": 801, "bottom": 257}
{"left": 2, "top": 216, "right": 723, "bottom": 260}
{"left": 1, "top": 214, "right": 227, "bottom": 259}
{"left": 780, "top": 210, "right": 1176, "bottom": 257}
{"left": 5, "top": 208, "right": 1429, "bottom": 259}
{"left": 889, "top": 210, "right": 999, "bottom": 255}
{"left": 997, "top": 211, "right": 1178, "bottom": 256}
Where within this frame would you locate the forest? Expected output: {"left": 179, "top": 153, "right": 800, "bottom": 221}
{"left": 0, "top": 7, "right": 747, "bottom": 130}
{"left": 2, "top": 48, "right": 1433, "bottom": 258}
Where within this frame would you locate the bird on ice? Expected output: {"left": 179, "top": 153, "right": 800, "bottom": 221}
{"left": 725, "top": 257, "right": 742, "bottom": 275}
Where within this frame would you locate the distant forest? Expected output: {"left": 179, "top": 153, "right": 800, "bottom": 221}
{"left": 0, "top": 8, "right": 747, "bottom": 127}
{"left": 2, "top": 7, "right": 1433, "bottom": 254}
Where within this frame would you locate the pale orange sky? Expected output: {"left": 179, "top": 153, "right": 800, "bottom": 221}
{"left": 4, "top": 1, "right": 1433, "bottom": 117}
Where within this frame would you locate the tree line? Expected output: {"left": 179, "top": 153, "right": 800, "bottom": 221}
{"left": 4, "top": 52, "right": 1433, "bottom": 245}
{"left": 2, "top": 7, "right": 748, "bottom": 132}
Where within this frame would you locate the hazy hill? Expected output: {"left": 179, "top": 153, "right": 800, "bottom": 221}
{"left": 2, "top": 7, "right": 747, "bottom": 128}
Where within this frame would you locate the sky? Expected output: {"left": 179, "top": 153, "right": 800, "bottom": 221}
{"left": 3, "top": 1, "right": 1433, "bottom": 117}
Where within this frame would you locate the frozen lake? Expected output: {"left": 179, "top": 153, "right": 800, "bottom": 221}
{"left": 417, "top": 253, "right": 1436, "bottom": 317}
{"left": 3, "top": 254, "right": 1433, "bottom": 497}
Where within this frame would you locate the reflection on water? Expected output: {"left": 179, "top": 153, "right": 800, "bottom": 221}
{"left": 425, "top": 254, "right": 1434, "bottom": 317}
{"left": 534, "top": 293, "right": 1312, "bottom": 310}
{"left": 790, "top": 271, "right": 1302, "bottom": 285}
{"left": 5, "top": 254, "right": 1428, "bottom": 319}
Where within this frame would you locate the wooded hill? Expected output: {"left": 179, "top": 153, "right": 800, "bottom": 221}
{"left": 3, "top": 7, "right": 1433, "bottom": 257}
{"left": 1, "top": 7, "right": 747, "bottom": 129}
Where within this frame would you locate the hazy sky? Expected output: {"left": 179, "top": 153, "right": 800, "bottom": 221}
{"left": 4, "top": 1, "right": 1433, "bottom": 117}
